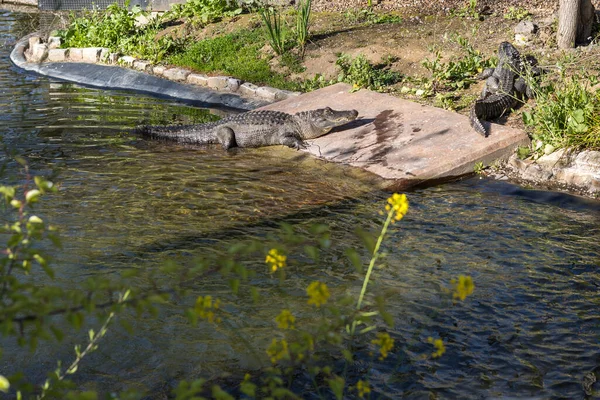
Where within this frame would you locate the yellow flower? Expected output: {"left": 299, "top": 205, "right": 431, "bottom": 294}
{"left": 451, "top": 275, "right": 475, "bottom": 301}
{"left": 265, "top": 248, "right": 286, "bottom": 273}
{"left": 427, "top": 337, "right": 446, "bottom": 358}
{"left": 356, "top": 379, "right": 371, "bottom": 398}
{"left": 306, "top": 281, "right": 330, "bottom": 307}
{"left": 384, "top": 193, "right": 409, "bottom": 222}
{"left": 275, "top": 309, "right": 296, "bottom": 330}
{"left": 371, "top": 332, "right": 394, "bottom": 360}
{"left": 266, "top": 338, "right": 289, "bottom": 364}
{"left": 194, "top": 295, "right": 221, "bottom": 323}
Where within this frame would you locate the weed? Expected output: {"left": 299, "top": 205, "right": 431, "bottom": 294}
{"left": 449, "top": 0, "right": 480, "bottom": 20}
{"left": 336, "top": 53, "right": 402, "bottom": 91}
{"left": 295, "top": 0, "right": 312, "bottom": 57}
{"left": 421, "top": 34, "right": 493, "bottom": 91}
{"left": 166, "top": 0, "right": 242, "bottom": 26}
{"left": 259, "top": 5, "right": 287, "bottom": 55}
{"left": 343, "top": 8, "right": 402, "bottom": 25}
{"left": 522, "top": 73, "right": 600, "bottom": 152}
{"left": 503, "top": 6, "right": 531, "bottom": 21}
{"left": 473, "top": 161, "right": 485, "bottom": 174}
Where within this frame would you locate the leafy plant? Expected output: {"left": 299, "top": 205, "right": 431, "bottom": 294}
{"left": 449, "top": 0, "right": 480, "bottom": 19}
{"left": 522, "top": 73, "right": 600, "bottom": 152}
{"left": 422, "top": 34, "right": 493, "bottom": 91}
{"left": 259, "top": 5, "right": 287, "bottom": 56}
{"left": 336, "top": 53, "right": 402, "bottom": 91}
{"left": 295, "top": 0, "right": 312, "bottom": 57}
{"left": 503, "top": 6, "right": 531, "bottom": 21}
{"left": 58, "top": 2, "right": 181, "bottom": 62}
{"left": 343, "top": 8, "right": 402, "bottom": 25}
{"left": 167, "top": 0, "right": 242, "bottom": 26}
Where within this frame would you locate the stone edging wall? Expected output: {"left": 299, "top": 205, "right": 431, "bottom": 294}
{"left": 500, "top": 150, "right": 600, "bottom": 198}
{"left": 24, "top": 35, "right": 300, "bottom": 104}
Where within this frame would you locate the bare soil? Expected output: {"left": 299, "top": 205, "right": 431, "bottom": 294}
{"left": 161, "top": 4, "right": 600, "bottom": 130}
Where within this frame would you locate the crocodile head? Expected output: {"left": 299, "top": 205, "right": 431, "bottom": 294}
{"left": 497, "top": 41, "right": 521, "bottom": 66}
{"left": 297, "top": 107, "right": 359, "bottom": 139}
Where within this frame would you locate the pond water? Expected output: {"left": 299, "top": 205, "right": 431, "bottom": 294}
{"left": 2, "top": 9, "right": 600, "bottom": 399}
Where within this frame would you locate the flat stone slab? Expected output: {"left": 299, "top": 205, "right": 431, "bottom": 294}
{"left": 261, "top": 83, "right": 530, "bottom": 189}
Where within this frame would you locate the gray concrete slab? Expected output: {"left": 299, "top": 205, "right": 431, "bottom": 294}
{"left": 261, "top": 83, "right": 530, "bottom": 189}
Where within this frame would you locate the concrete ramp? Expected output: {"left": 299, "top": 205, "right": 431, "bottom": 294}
{"left": 261, "top": 83, "right": 530, "bottom": 189}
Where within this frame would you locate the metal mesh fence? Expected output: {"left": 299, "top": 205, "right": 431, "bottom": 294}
{"left": 38, "top": 0, "right": 150, "bottom": 11}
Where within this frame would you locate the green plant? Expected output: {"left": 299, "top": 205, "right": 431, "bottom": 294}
{"left": 522, "top": 73, "right": 600, "bottom": 152}
{"left": 167, "top": 0, "right": 242, "bottom": 26}
{"left": 422, "top": 34, "right": 493, "bottom": 91}
{"left": 58, "top": 2, "right": 180, "bottom": 62}
{"left": 295, "top": 0, "right": 312, "bottom": 57}
{"left": 343, "top": 8, "right": 402, "bottom": 25}
{"left": 167, "top": 28, "right": 297, "bottom": 90}
{"left": 259, "top": 5, "right": 287, "bottom": 56}
{"left": 336, "top": 53, "right": 402, "bottom": 91}
{"left": 449, "top": 0, "right": 480, "bottom": 19}
{"left": 473, "top": 161, "right": 485, "bottom": 174}
{"left": 503, "top": 6, "right": 531, "bottom": 21}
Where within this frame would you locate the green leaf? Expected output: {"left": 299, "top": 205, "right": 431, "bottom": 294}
{"left": 522, "top": 111, "right": 534, "bottom": 125}
{"left": 345, "top": 248, "right": 363, "bottom": 273}
{"left": 0, "top": 375, "right": 9, "bottom": 393}
{"left": 327, "top": 376, "right": 345, "bottom": 400}
{"left": 354, "top": 228, "right": 376, "bottom": 253}
{"left": 304, "top": 245, "right": 319, "bottom": 261}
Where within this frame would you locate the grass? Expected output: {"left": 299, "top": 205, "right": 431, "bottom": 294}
{"left": 166, "top": 28, "right": 299, "bottom": 91}
{"left": 522, "top": 73, "right": 600, "bottom": 152}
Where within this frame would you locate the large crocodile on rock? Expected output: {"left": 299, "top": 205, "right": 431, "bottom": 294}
{"left": 139, "top": 107, "right": 359, "bottom": 150}
{"left": 470, "top": 42, "right": 541, "bottom": 137}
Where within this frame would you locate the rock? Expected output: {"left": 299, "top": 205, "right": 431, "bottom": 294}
{"left": 153, "top": 65, "right": 166, "bottom": 76}
{"left": 28, "top": 36, "right": 41, "bottom": 50}
{"left": 514, "top": 20, "right": 537, "bottom": 35}
{"left": 207, "top": 76, "right": 229, "bottom": 91}
{"left": 47, "top": 48, "right": 69, "bottom": 62}
{"left": 47, "top": 36, "right": 61, "bottom": 49}
{"left": 255, "top": 86, "right": 281, "bottom": 101}
{"left": 225, "top": 78, "right": 241, "bottom": 92}
{"left": 29, "top": 43, "right": 48, "bottom": 63}
{"left": 119, "top": 55, "right": 136, "bottom": 66}
{"left": 133, "top": 60, "right": 153, "bottom": 73}
{"left": 187, "top": 73, "right": 209, "bottom": 86}
{"left": 68, "top": 48, "right": 83, "bottom": 61}
{"left": 239, "top": 82, "right": 259, "bottom": 97}
{"left": 162, "top": 68, "right": 190, "bottom": 81}
{"left": 82, "top": 47, "right": 103, "bottom": 62}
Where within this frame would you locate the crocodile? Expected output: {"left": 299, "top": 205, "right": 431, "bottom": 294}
{"left": 470, "top": 42, "right": 540, "bottom": 137}
{"left": 139, "top": 107, "right": 359, "bottom": 150}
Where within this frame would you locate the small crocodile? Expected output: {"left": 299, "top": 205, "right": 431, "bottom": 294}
{"left": 140, "top": 107, "right": 359, "bottom": 150}
{"left": 470, "top": 42, "right": 540, "bottom": 137}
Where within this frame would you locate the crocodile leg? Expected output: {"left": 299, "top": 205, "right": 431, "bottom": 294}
{"left": 280, "top": 132, "right": 307, "bottom": 150}
{"left": 216, "top": 126, "right": 237, "bottom": 150}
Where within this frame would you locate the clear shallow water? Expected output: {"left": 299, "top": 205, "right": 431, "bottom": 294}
{"left": 2, "top": 10, "right": 600, "bottom": 399}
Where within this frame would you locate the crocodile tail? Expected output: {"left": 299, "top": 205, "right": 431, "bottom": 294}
{"left": 469, "top": 103, "right": 488, "bottom": 137}
{"left": 136, "top": 123, "right": 219, "bottom": 145}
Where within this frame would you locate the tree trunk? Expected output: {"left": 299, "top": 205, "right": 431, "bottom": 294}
{"left": 557, "top": 0, "right": 596, "bottom": 48}
{"left": 558, "top": 0, "right": 580, "bottom": 48}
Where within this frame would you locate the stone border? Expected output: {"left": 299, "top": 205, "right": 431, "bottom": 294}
{"left": 22, "top": 35, "right": 299, "bottom": 104}
{"left": 497, "top": 149, "right": 600, "bottom": 198}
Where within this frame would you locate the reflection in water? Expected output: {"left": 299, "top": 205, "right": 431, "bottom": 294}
{"left": 2, "top": 9, "right": 600, "bottom": 400}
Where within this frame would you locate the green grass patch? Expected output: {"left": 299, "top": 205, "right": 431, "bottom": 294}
{"left": 523, "top": 74, "right": 600, "bottom": 152}
{"left": 166, "top": 28, "right": 299, "bottom": 90}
